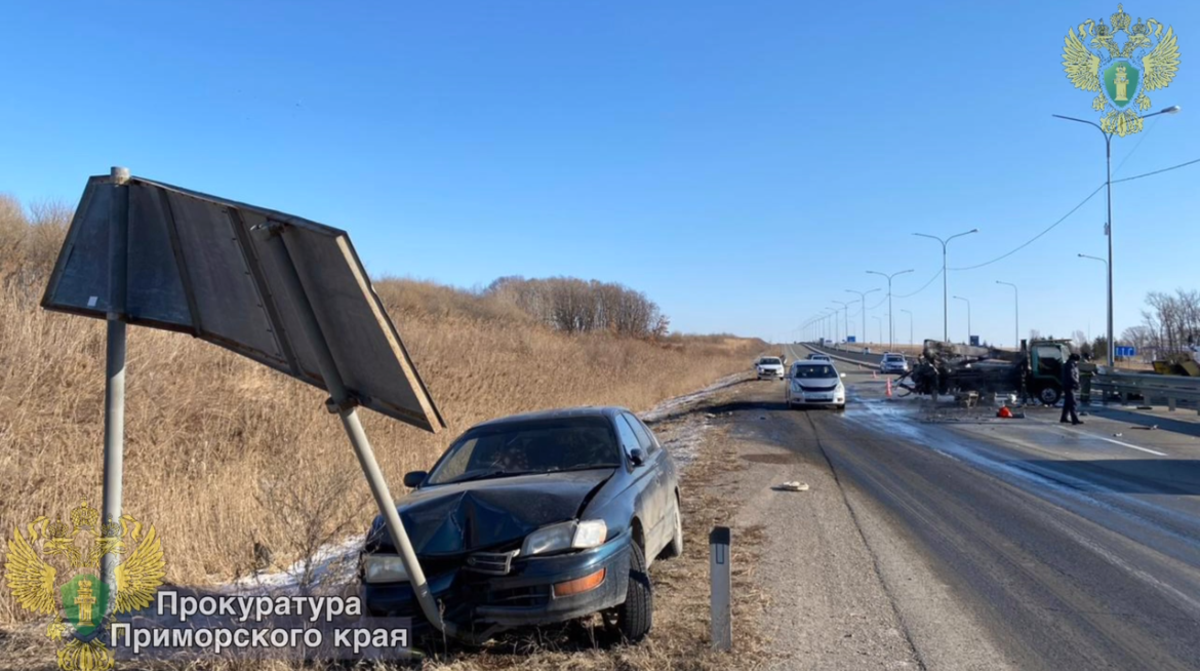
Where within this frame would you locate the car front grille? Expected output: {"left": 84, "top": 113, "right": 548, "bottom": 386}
{"left": 464, "top": 549, "right": 520, "bottom": 576}
{"left": 801, "top": 384, "right": 838, "bottom": 392}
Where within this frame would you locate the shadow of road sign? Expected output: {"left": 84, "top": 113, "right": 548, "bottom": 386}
{"left": 41, "top": 174, "right": 444, "bottom": 432}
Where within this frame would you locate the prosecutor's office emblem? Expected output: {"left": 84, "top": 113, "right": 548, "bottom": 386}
{"left": 3, "top": 501, "right": 165, "bottom": 671}
{"left": 1062, "top": 4, "right": 1180, "bottom": 136}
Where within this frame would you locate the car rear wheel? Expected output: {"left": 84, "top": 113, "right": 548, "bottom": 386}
{"left": 616, "top": 541, "right": 653, "bottom": 642}
{"left": 662, "top": 496, "right": 683, "bottom": 559}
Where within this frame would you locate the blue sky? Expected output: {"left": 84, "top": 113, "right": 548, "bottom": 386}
{"left": 2, "top": 1, "right": 1198, "bottom": 346}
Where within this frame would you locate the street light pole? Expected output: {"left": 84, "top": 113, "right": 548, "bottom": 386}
{"left": 901, "top": 309, "right": 913, "bottom": 346}
{"left": 953, "top": 296, "right": 971, "bottom": 344}
{"left": 872, "top": 316, "right": 883, "bottom": 345}
{"left": 1078, "top": 253, "right": 1109, "bottom": 352}
{"left": 866, "top": 269, "right": 914, "bottom": 350}
{"left": 1053, "top": 105, "right": 1180, "bottom": 367}
{"left": 997, "top": 281, "right": 1018, "bottom": 348}
{"left": 846, "top": 288, "right": 881, "bottom": 345}
{"left": 914, "top": 229, "right": 978, "bottom": 342}
{"left": 832, "top": 300, "right": 850, "bottom": 345}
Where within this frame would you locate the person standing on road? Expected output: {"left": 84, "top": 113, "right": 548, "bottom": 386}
{"left": 1060, "top": 353, "right": 1082, "bottom": 425}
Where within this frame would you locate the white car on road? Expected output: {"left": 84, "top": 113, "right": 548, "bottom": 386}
{"left": 786, "top": 361, "right": 847, "bottom": 410}
{"left": 756, "top": 356, "right": 785, "bottom": 380}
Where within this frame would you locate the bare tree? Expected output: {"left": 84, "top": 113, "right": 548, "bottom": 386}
{"left": 485, "top": 276, "right": 668, "bottom": 338}
{"left": 1141, "top": 289, "right": 1200, "bottom": 356}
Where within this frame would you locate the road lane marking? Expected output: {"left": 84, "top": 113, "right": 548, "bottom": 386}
{"left": 1058, "top": 425, "right": 1167, "bottom": 456}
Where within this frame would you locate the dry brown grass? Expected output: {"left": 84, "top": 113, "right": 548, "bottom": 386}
{"left": 0, "top": 202, "right": 764, "bottom": 635}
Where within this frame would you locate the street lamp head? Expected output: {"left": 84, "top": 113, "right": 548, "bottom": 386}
{"left": 1163, "top": 105, "right": 1181, "bottom": 114}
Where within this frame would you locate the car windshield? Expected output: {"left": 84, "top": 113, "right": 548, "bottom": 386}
{"left": 760, "top": 358, "right": 781, "bottom": 365}
{"left": 793, "top": 364, "right": 837, "bottom": 378}
{"left": 426, "top": 417, "right": 621, "bottom": 485}
{"left": 885, "top": 354, "right": 904, "bottom": 361}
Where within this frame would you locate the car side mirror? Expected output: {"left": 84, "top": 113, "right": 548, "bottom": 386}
{"left": 629, "top": 448, "right": 646, "bottom": 467}
{"left": 402, "top": 471, "right": 427, "bottom": 488}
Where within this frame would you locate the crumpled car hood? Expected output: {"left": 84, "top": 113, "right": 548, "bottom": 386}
{"left": 367, "top": 468, "right": 614, "bottom": 556}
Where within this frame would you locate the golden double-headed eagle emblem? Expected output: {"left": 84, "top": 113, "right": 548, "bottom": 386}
{"left": 3, "top": 501, "right": 165, "bottom": 671}
{"left": 1062, "top": 3, "right": 1180, "bottom": 136}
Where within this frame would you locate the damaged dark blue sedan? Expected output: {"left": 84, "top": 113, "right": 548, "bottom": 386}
{"left": 359, "top": 407, "right": 683, "bottom": 642}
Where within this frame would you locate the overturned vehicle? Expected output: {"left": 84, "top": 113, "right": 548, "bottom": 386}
{"left": 895, "top": 338, "right": 1090, "bottom": 405}
{"left": 359, "top": 407, "right": 683, "bottom": 643}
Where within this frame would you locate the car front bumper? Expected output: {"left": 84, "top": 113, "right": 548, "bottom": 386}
{"left": 787, "top": 391, "right": 845, "bottom": 405}
{"left": 362, "top": 529, "right": 632, "bottom": 636}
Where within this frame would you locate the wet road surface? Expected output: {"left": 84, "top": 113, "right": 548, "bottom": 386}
{"left": 759, "top": 345, "right": 1200, "bottom": 670}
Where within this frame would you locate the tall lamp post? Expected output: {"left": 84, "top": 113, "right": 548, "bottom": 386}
{"left": 953, "top": 295, "right": 971, "bottom": 344}
{"left": 866, "top": 268, "right": 914, "bottom": 350}
{"left": 1078, "top": 253, "right": 1109, "bottom": 352}
{"left": 913, "top": 229, "right": 978, "bottom": 341}
{"left": 900, "top": 308, "right": 913, "bottom": 346}
{"left": 846, "top": 288, "right": 880, "bottom": 346}
{"left": 832, "top": 300, "right": 850, "bottom": 346}
{"left": 872, "top": 316, "right": 883, "bottom": 345}
{"left": 1053, "top": 104, "right": 1180, "bottom": 367}
{"left": 996, "top": 281, "right": 1019, "bottom": 349}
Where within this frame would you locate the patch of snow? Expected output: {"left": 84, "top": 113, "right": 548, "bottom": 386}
{"left": 640, "top": 372, "right": 742, "bottom": 423}
{"left": 638, "top": 372, "right": 741, "bottom": 468}
{"left": 215, "top": 536, "right": 363, "bottom": 596}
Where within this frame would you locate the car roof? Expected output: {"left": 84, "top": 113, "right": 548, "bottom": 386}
{"left": 795, "top": 359, "right": 834, "bottom": 366}
{"left": 471, "top": 406, "right": 626, "bottom": 429}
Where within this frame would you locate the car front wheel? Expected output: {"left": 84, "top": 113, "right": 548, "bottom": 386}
{"left": 616, "top": 541, "right": 653, "bottom": 641}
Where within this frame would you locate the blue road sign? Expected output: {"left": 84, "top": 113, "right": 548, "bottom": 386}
{"left": 847, "top": 336, "right": 857, "bottom": 343}
{"left": 1115, "top": 345, "right": 1136, "bottom": 358}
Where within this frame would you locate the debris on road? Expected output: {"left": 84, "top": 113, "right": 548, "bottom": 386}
{"left": 774, "top": 481, "right": 810, "bottom": 492}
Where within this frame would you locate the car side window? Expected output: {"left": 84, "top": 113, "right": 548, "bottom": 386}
{"left": 623, "top": 413, "right": 658, "bottom": 455}
{"left": 614, "top": 416, "right": 641, "bottom": 459}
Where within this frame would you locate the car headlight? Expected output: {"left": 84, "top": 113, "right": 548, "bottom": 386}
{"left": 361, "top": 553, "right": 409, "bottom": 584}
{"left": 521, "top": 520, "right": 607, "bottom": 557}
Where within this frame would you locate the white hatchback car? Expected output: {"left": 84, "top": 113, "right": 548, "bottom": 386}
{"left": 786, "top": 361, "right": 847, "bottom": 410}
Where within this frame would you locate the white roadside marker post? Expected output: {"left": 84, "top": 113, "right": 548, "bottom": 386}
{"left": 710, "top": 526, "right": 732, "bottom": 650}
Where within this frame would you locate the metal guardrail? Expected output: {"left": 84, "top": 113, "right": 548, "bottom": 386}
{"left": 1090, "top": 370, "right": 1200, "bottom": 414}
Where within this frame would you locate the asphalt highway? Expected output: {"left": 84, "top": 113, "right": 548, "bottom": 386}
{"left": 759, "top": 344, "right": 1200, "bottom": 670}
